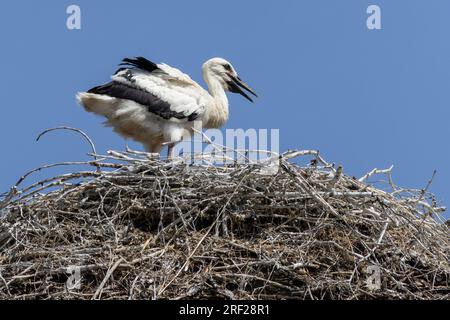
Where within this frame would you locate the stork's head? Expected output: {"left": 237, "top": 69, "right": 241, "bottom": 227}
{"left": 202, "top": 57, "right": 258, "bottom": 102}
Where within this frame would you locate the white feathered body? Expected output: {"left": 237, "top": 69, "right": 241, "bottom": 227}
{"left": 78, "top": 60, "right": 229, "bottom": 153}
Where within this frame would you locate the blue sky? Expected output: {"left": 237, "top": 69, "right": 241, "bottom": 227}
{"left": 0, "top": 0, "right": 448, "bottom": 219}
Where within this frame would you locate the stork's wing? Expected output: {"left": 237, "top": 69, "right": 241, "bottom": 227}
{"left": 89, "top": 57, "right": 208, "bottom": 122}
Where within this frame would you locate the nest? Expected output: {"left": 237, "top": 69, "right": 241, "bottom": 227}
{"left": 0, "top": 145, "right": 448, "bottom": 300}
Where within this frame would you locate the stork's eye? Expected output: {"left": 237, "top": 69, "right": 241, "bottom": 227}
{"left": 224, "top": 64, "right": 231, "bottom": 71}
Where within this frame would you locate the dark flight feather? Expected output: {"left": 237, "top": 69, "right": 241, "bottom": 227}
{"left": 119, "top": 57, "right": 160, "bottom": 74}
{"left": 88, "top": 82, "right": 199, "bottom": 121}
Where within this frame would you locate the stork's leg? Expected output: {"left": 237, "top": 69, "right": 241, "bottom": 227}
{"left": 167, "top": 143, "right": 175, "bottom": 160}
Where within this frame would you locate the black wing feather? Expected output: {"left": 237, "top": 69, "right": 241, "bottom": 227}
{"left": 88, "top": 82, "right": 199, "bottom": 121}
{"left": 119, "top": 57, "right": 160, "bottom": 73}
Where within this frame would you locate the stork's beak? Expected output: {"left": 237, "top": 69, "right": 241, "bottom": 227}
{"left": 228, "top": 75, "right": 258, "bottom": 103}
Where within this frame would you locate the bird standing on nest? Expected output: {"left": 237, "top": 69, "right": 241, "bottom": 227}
{"left": 77, "top": 57, "right": 257, "bottom": 158}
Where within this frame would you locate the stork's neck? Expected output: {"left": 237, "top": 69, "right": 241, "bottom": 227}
{"left": 203, "top": 70, "right": 229, "bottom": 128}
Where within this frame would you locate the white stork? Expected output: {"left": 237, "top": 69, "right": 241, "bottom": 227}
{"left": 77, "top": 56, "right": 257, "bottom": 158}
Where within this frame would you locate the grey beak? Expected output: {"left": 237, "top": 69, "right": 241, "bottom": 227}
{"left": 227, "top": 75, "right": 258, "bottom": 103}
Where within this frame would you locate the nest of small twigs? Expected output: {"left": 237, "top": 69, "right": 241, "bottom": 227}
{"left": 0, "top": 145, "right": 448, "bottom": 299}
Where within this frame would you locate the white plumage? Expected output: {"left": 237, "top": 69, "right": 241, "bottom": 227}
{"left": 77, "top": 57, "right": 257, "bottom": 157}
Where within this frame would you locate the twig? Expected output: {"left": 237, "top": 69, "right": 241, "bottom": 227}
{"left": 92, "top": 257, "right": 124, "bottom": 300}
{"left": 36, "top": 126, "right": 98, "bottom": 162}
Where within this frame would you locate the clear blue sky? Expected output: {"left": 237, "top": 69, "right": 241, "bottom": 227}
{"left": 0, "top": 0, "right": 448, "bottom": 219}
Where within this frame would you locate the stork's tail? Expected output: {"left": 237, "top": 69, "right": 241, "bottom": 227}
{"left": 76, "top": 92, "right": 116, "bottom": 118}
